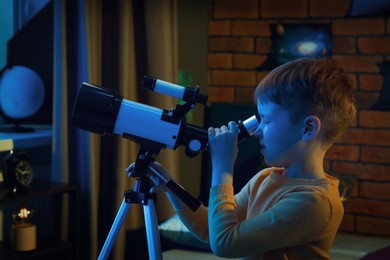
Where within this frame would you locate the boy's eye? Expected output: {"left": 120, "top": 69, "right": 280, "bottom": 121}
{"left": 260, "top": 119, "right": 270, "bottom": 125}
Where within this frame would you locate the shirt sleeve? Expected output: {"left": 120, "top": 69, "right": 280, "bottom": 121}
{"left": 175, "top": 203, "right": 210, "bottom": 243}
{"left": 208, "top": 184, "right": 333, "bottom": 258}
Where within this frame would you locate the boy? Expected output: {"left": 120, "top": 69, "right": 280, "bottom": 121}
{"left": 128, "top": 58, "right": 356, "bottom": 259}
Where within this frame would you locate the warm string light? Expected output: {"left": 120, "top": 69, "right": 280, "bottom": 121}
{"left": 18, "top": 208, "right": 31, "bottom": 219}
{"left": 12, "top": 207, "right": 34, "bottom": 224}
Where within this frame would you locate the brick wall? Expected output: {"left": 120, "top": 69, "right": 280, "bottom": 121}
{"left": 208, "top": 0, "right": 390, "bottom": 237}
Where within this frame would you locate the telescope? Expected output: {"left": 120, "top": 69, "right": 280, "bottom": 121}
{"left": 71, "top": 77, "right": 260, "bottom": 259}
{"left": 71, "top": 76, "right": 260, "bottom": 158}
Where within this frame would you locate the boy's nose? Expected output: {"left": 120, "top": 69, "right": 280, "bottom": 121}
{"left": 254, "top": 126, "right": 262, "bottom": 139}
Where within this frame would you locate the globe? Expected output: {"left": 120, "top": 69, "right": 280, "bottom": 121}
{"left": 0, "top": 66, "right": 45, "bottom": 120}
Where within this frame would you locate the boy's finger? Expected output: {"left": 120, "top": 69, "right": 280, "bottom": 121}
{"left": 229, "top": 121, "right": 239, "bottom": 134}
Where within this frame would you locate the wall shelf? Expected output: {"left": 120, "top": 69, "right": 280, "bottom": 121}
{"left": 0, "top": 181, "right": 79, "bottom": 260}
{"left": 0, "top": 125, "right": 52, "bottom": 152}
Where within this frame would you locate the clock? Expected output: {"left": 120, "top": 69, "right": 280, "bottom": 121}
{"left": 3, "top": 151, "right": 34, "bottom": 193}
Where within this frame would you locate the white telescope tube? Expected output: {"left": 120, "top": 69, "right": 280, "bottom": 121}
{"left": 113, "top": 100, "right": 181, "bottom": 149}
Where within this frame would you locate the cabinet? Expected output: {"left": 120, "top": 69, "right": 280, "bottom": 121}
{"left": 0, "top": 126, "right": 79, "bottom": 259}
{"left": 0, "top": 181, "right": 79, "bottom": 259}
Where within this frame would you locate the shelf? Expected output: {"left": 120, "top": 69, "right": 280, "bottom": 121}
{"left": 0, "top": 125, "right": 52, "bottom": 152}
{"left": 0, "top": 181, "right": 78, "bottom": 205}
{"left": 0, "top": 181, "right": 79, "bottom": 259}
{"left": 0, "top": 240, "right": 73, "bottom": 260}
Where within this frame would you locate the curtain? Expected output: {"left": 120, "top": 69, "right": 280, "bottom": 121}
{"left": 85, "top": 0, "right": 102, "bottom": 258}
{"left": 53, "top": 0, "right": 96, "bottom": 258}
{"left": 142, "top": 0, "right": 180, "bottom": 224}
{"left": 53, "top": 0, "right": 179, "bottom": 259}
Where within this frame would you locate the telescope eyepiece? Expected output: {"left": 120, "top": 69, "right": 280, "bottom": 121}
{"left": 142, "top": 75, "right": 208, "bottom": 105}
{"left": 142, "top": 76, "right": 157, "bottom": 91}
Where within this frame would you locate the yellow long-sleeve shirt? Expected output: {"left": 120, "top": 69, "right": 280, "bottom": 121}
{"left": 176, "top": 167, "right": 344, "bottom": 259}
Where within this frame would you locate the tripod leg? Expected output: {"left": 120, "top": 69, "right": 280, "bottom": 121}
{"left": 98, "top": 199, "right": 130, "bottom": 260}
{"left": 144, "top": 198, "right": 162, "bottom": 260}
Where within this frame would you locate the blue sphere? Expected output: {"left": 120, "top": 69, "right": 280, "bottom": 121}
{"left": 0, "top": 66, "right": 45, "bottom": 120}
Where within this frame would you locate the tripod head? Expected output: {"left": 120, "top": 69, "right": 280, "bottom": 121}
{"left": 129, "top": 140, "right": 201, "bottom": 212}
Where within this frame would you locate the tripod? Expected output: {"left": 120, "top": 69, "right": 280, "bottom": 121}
{"left": 98, "top": 148, "right": 201, "bottom": 260}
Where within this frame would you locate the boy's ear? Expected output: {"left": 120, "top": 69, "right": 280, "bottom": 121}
{"left": 302, "top": 116, "right": 321, "bottom": 142}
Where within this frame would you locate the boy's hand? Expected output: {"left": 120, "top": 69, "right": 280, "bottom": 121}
{"left": 126, "top": 162, "right": 172, "bottom": 193}
{"left": 208, "top": 121, "right": 239, "bottom": 185}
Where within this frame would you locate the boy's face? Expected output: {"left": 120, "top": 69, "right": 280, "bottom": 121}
{"left": 254, "top": 100, "right": 304, "bottom": 167}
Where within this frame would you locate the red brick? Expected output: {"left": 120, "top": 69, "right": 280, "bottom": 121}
{"left": 209, "top": 37, "right": 254, "bottom": 52}
{"left": 334, "top": 55, "right": 383, "bottom": 73}
{"left": 356, "top": 216, "right": 390, "bottom": 236}
{"left": 211, "top": 70, "right": 257, "bottom": 86}
{"left": 334, "top": 172, "right": 359, "bottom": 198}
{"left": 332, "top": 162, "right": 390, "bottom": 181}
{"left": 261, "top": 0, "right": 307, "bottom": 18}
{"left": 279, "top": 20, "right": 331, "bottom": 25}
{"left": 232, "top": 21, "right": 272, "bottom": 36}
{"left": 359, "top": 110, "right": 390, "bottom": 128}
{"left": 208, "top": 21, "right": 231, "bottom": 36}
{"left": 348, "top": 73, "right": 358, "bottom": 89}
{"left": 338, "top": 129, "right": 390, "bottom": 146}
{"left": 323, "top": 160, "right": 331, "bottom": 172}
{"left": 356, "top": 92, "right": 381, "bottom": 109}
{"left": 214, "top": 0, "right": 259, "bottom": 19}
{"left": 309, "top": 0, "right": 350, "bottom": 18}
{"left": 358, "top": 37, "right": 390, "bottom": 54}
{"left": 361, "top": 146, "right": 390, "bottom": 163}
{"left": 325, "top": 145, "right": 360, "bottom": 161}
{"left": 350, "top": 116, "right": 358, "bottom": 127}
{"left": 388, "top": 19, "right": 390, "bottom": 34}
{"left": 332, "top": 19, "right": 385, "bottom": 35}
{"left": 236, "top": 87, "right": 257, "bottom": 104}
{"left": 332, "top": 37, "right": 356, "bottom": 54}
{"left": 345, "top": 198, "right": 390, "bottom": 217}
{"left": 207, "top": 86, "right": 235, "bottom": 103}
{"left": 359, "top": 74, "right": 383, "bottom": 91}
{"left": 349, "top": 181, "right": 359, "bottom": 197}
{"left": 233, "top": 54, "right": 267, "bottom": 69}
{"left": 360, "top": 182, "right": 390, "bottom": 200}
{"left": 339, "top": 214, "right": 355, "bottom": 232}
{"left": 208, "top": 54, "right": 233, "bottom": 69}
{"left": 255, "top": 38, "right": 272, "bottom": 54}
{"left": 256, "top": 71, "right": 269, "bottom": 84}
